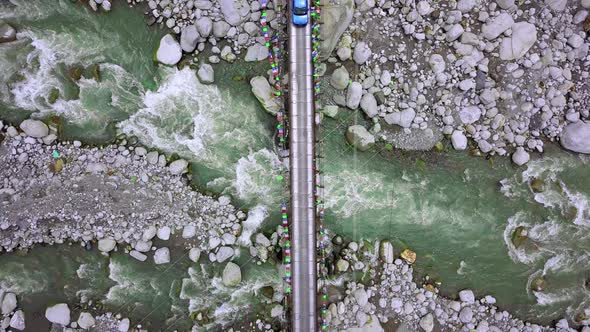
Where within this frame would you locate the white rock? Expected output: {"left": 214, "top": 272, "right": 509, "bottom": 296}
{"left": 546, "top": 0, "right": 567, "bottom": 11}
{"left": 481, "top": 13, "right": 514, "bottom": 40}
{"left": 512, "top": 147, "right": 530, "bottom": 165}
{"left": 118, "top": 318, "right": 130, "bottom": 332}
{"left": 567, "top": 34, "right": 584, "bottom": 48}
{"left": 216, "top": 246, "right": 234, "bottom": 262}
{"left": 346, "top": 82, "right": 363, "bottom": 109}
{"left": 457, "top": 0, "right": 478, "bottom": 12}
{"left": 169, "top": 159, "right": 188, "bottom": 175}
{"left": 9, "top": 310, "right": 25, "bottom": 330}
{"left": 195, "top": 17, "right": 212, "bottom": 37}
{"left": 134, "top": 240, "right": 151, "bottom": 252}
{"left": 45, "top": 303, "right": 70, "bottom": 326}
{"left": 345, "top": 125, "right": 375, "bottom": 151}
{"left": 459, "top": 289, "right": 475, "bottom": 303}
{"left": 154, "top": 247, "right": 171, "bottom": 264}
{"left": 19, "top": 119, "right": 48, "bottom": 138}
{"left": 459, "top": 307, "right": 473, "bottom": 323}
{"left": 213, "top": 21, "right": 231, "bottom": 38}
{"left": 156, "top": 34, "right": 182, "bottom": 66}
{"left": 220, "top": 0, "right": 244, "bottom": 25}
{"left": 1, "top": 293, "right": 16, "bottom": 314}
{"left": 459, "top": 106, "right": 482, "bottom": 124}
{"left": 182, "top": 224, "right": 196, "bottom": 238}
{"left": 244, "top": 43, "right": 268, "bottom": 62}
{"left": 251, "top": 76, "right": 281, "bottom": 115}
{"left": 157, "top": 226, "right": 171, "bottom": 240}
{"left": 353, "top": 42, "right": 371, "bottom": 64}
{"left": 446, "top": 24, "right": 464, "bottom": 42}
{"left": 222, "top": 262, "right": 242, "bottom": 286}
{"left": 583, "top": 0, "right": 590, "bottom": 8}
{"left": 384, "top": 109, "right": 416, "bottom": 128}
{"left": 180, "top": 25, "right": 199, "bottom": 53}
{"left": 189, "top": 248, "right": 201, "bottom": 262}
{"left": 419, "top": 313, "right": 434, "bottom": 332}
{"left": 496, "top": 0, "right": 514, "bottom": 9}
{"left": 429, "top": 54, "right": 446, "bottom": 74}
{"left": 255, "top": 233, "right": 271, "bottom": 247}
{"left": 130, "top": 250, "right": 147, "bottom": 261}
{"left": 142, "top": 226, "right": 157, "bottom": 241}
{"left": 499, "top": 22, "right": 537, "bottom": 60}
{"left": 98, "top": 238, "right": 116, "bottom": 252}
{"left": 451, "top": 131, "right": 468, "bottom": 150}
{"left": 0, "top": 22, "right": 17, "bottom": 43}
{"left": 197, "top": 64, "right": 214, "bottom": 84}
{"left": 353, "top": 289, "right": 368, "bottom": 306}
{"left": 270, "top": 305, "right": 284, "bottom": 318}
{"left": 360, "top": 93, "right": 378, "bottom": 118}
{"left": 77, "top": 312, "right": 96, "bottom": 329}
{"left": 560, "top": 122, "right": 590, "bottom": 153}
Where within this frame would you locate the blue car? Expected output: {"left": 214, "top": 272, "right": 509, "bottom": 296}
{"left": 292, "top": 0, "right": 308, "bottom": 26}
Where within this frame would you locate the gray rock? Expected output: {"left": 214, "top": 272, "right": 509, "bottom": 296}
{"left": 255, "top": 233, "right": 271, "bottom": 247}
{"left": 457, "top": 0, "right": 478, "bottom": 12}
{"left": 419, "top": 313, "right": 434, "bottom": 332}
{"left": 142, "top": 226, "right": 157, "bottom": 241}
{"left": 481, "top": 13, "right": 514, "bottom": 40}
{"left": 1, "top": 293, "right": 16, "bottom": 314}
{"left": 353, "top": 288, "right": 368, "bottom": 306}
{"left": 154, "top": 247, "right": 171, "bottom": 264}
{"left": 346, "top": 82, "right": 362, "bottom": 109}
{"left": 446, "top": 24, "right": 464, "bottom": 42}
{"left": 330, "top": 66, "right": 350, "bottom": 90}
{"left": 353, "top": 42, "right": 371, "bottom": 64}
{"left": 19, "top": 119, "right": 48, "bottom": 138}
{"left": 499, "top": 22, "right": 537, "bottom": 60}
{"left": 360, "top": 93, "right": 378, "bottom": 118}
{"left": 244, "top": 43, "right": 268, "bottom": 62}
{"left": 346, "top": 125, "right": 375, "bottom": 151}
{"left": 9, "top": 310, "right": 25, "bottom": 330}
{"left": 169, "top": 159, "right": 188, "bottom": 175}
{"left": 220, "top": 0, "right": 245, "bottom": 25}
{"left": 182, "top": 224, "right": 196, "bottom": 238}
{"left": 213, "top": 21, "right": 231, "bottom": 38}
{"left": 270, "top": 304, "right": 283, "bottom": 318}
{"left": 221, "top": 45, "right": 236, "bottom": 62}
{"left": 451, "top": 130, "right": 468, "bottom": 150}
{"left": 546, "top": 0, "right": 567, "bottom": 11}
{"left": 156, "top": 34, "right": 182, "bottom": 65}
{"left": 180, "top": 25, "right": 199, "bottom": 53}
{"left": 195, "top": 17, "right": 212, "bottom": 37}
{"left": 459, "top": 307, "right": 473, "bottom": 323}
{"left": 222, "top": 262, "right": 242, "bottom": 286}
{"left": 134, "top": 240, "right": 151, "bottom": 252}
{"left": 0, "top": 22, "right": 17, "bottom": 43}
{"left": 459, "top": 106, "right": 482, "bottom": 124}
{"left": 216, "top": 246, "right": 234, "bottom": 262}
{"left": 189, "top": 248, "right": 201, "bottom": 262}
{"left": 384, "top": 109, "right": 416, "bottom": 128}
{"left": 197, "top": 64, "right": 214, "bottom": 84}
{"left": 77, "top": 312, "right": 96, "bottom": 329}
{"left": 251, "top": 76, "right": 281, "bottom": 115}
{"left": 130, "top": 250, "right": 147, "bottom": 261}
{"left": 380, "top": 241, "right": 394, "bottom": 264}
{"left": 560, "top": 122, "right": 590, "bottom": 153}
{"left": 496, "top": 0, "right": 515, "bottom": 9}
{"left": 45, "top": 303, "right": 70, "bottom": 326}
{"left": 98, "top": 238, "right": 116, "bottom": 252}
{"left": 459, "top": 289, "right": 475, "bottom": 303}
{"left": 429, "top": 54, "right": 446, "bottom": 74}
{"left": 512, "top": 147, "right": 530, "bottom": 165}
{"left": 157, "top": 226, "right": 171, "bottom": 240}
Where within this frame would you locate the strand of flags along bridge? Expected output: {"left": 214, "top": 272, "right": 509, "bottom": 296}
{"left": 260, "top": 0, "right": 328, "bottom": 329}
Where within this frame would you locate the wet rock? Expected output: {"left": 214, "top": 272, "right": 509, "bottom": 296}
{"left": 560, "top": 122, "right": 590, "bottom": 154}
{"left": 77, "top": 312, "right": 96, "bottom": 329}
{"left": 530, "top": 178, "right": 544, "bottom": 193}
{"left": 19, "top": 119, "right": 48, "bottom": 138}
{"left": 512, "top": 147, "right": 530, "bottom": 166}
{"left": 222, "top": 262, "right": 242, "bottom": 286}
{"left": 459, "top": 289, "right": 475, "bottom": 303}
{"left": 336, "top": 258, "right": 350, "bottom": 272}
{"left": 0, "top": 22, "right": 16, "bottom": 43}
{"left": 180, "top": 25, "right": 199, "bottom": 53}
{"left": 511, "top": 226, "right": 528, "bottom": 248}
{"left": 197, "top": 64, "right": 214, "bottom": 84}
{"left": 9, "top": 310, "right": 25, "bottom": 330}
{"left": 45, "top": 303, "right": 70, "bottom": 326}
{"left": 250, "top": 76, "right": 281, "bottom": 115}
{"left": 255, "top": 233, "right": 271, "bottom": 247}
{"left": 156, "top": 34, "right": 182, "bottom": 66}
{"left": 98, "top": 238, "right": 116, "bottom": 252}
{"left": 321, "top": 105, "right": 339, "bottom": 118}
{"left": 346, "top": 125, "right": 375, "bottom": 151}
{"left": 270, "top": 305, "right": 283, "bottom": 318}
{"left": 1, "top": 293, "right": 16, "bottom": 314}
{"left": 169, "top": 159, "right": 188, "bottom": 175}
{"left": 154, "top": 247, "right": 171, "bottom": 264}
{"left": 531, "top": 276, "right": 546, "bottom": 291}
{"left": 400, "top": 248, "right": 416, "bottom": 264}
{"left": 380, "top": 241, "right": 394, "bottom": 264}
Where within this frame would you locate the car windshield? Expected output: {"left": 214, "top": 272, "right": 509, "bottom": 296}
{"left": 293, "top": 6, "right": 307, "bottom": 15}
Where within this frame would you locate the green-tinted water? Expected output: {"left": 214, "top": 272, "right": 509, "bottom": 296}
{"left": 1, "top": 0, "right": 590, "bottom": 327}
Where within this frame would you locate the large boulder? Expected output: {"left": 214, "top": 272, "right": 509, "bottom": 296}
{"left": 213, "top": 21, "right": 231, "bottom": 38}
{"left": 98, "top": 238, "right": 116, "bottom": 252}
{"left": 77, "top": 312, "right": 96, "bottom": 329}
{"left": 546, "top": 0, "right": 567, "bottom": 11}
{"left": 180, "top": 25, "right": 199, "bottom": 53}
{"left": 244, "top": 43, "right": 268, "bottom": 62}
{"left": 1, "top": 293, "right": 17, "bottom": 314}
{"left": 330, "top": 66, "right": 350, "bottom": 90}
{"left": 19, "top": 119, "right": 48, "bottom": 138}
{"left": 169, "top": 159, "right": 188, "bottom": 175}
{"left": 346, "top": 82, "right": 362, "bottom": 109}
{"left": 499, "top": 22, "right": 537, "bottom": 60}
{"left": 384, "top": 109, "right": 416, "bottom": 128}
{"left": 197, "top": 64, "right": 214, "bottom": 84}
{"left": 45, "top": 303, "right": 70, "bottom": 326}
{"left": 156, "top": 34, "right": 182, "bottom": 66}
{"left": 419, "top": 313, "right": 434, "bottom": 332}
{"left": 512, "top": 147, "right": 530, "bottom": 165}
{"left": 153, "top": 247, "right": 171, "bottom": 264}
{"left": 320, "top": 0, "right": 355, "bottom": 60}
{"left": 10, "top": 310, "right": 25, "bottom": 330}
{"left": 222, "top": 262, "right": 242, "bottom": 287}
{"left": 560, "top": 121, "right": 590, "bottom": 154}
{"left": 250, "top": 76, "right": 281, "bottom": 115}
{"left": 481, "top": 13, "right": 514, "bottom": 40}
{"left": 346, "top": 125, "right": 375, "bottom": 151}
{"left": 195, "top": 17, "right": 213, "bottom": 37}
{"left": 0, "top": 22, "right": 16, "bottom": 43}
{"left": 220, "top": 0, "right": 249, "bottom": 26}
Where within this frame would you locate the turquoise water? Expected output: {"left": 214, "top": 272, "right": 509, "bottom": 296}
{"left": 1, "top": 0, "right": 590, "bottom": 327}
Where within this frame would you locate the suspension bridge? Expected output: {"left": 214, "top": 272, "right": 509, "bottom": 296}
{"left": 260, "top": 0, "right": 325, "bottom": 330}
